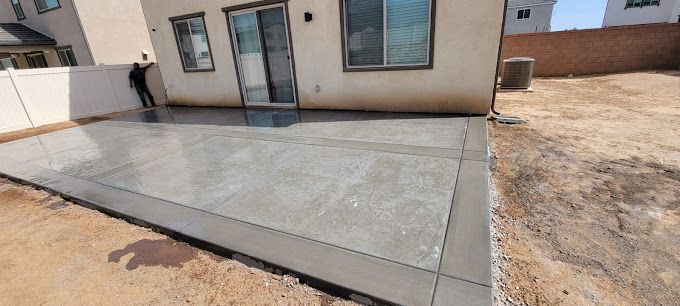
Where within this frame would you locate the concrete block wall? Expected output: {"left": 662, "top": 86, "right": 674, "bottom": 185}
{"left": 500, "top": 23, "right": 680, "bottom": 77}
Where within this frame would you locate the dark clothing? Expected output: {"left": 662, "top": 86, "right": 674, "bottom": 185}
{"left": 129, "top": 67, "right": 148, "bottom": 85}
{"left": 129, "top": 65, "right": 155, "bottom": 107}
{"left": 135, "top": 83, "right": 155, "bottom": 107}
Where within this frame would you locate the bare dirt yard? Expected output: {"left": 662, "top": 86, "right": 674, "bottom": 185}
{"left": 491, "top": 71, "right": 680, "bottom": 305}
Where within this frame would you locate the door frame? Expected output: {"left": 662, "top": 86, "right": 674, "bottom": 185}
{"left": 224, "top": 1, "right": 299, "bottom": 109}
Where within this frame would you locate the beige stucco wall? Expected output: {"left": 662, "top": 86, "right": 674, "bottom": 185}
{"left": 0, "top": 0, "right": 95, "bottom": 66}
{"left": 142, "top": 0, "right": 505, "bottom": 114}
{"left": 72, "top": 0, "right": 157, "bottom": 65}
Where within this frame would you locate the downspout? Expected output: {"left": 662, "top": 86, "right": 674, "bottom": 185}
{"left": 70, "top": 0, "right": 96, "bottom": 65}
{"left": 491, "top": 0, "right": 509, "bottom": 115}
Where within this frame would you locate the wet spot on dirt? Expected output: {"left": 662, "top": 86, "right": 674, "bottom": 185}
{"left": 47, "top": 201, "right": 69, "bottom": 210}
{"left": 108, "top": 238, "right": 198, "bottom": 270}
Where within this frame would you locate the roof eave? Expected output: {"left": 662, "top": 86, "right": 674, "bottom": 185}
{"left": 0, "top": 40, "right": 58, "bottom": 46}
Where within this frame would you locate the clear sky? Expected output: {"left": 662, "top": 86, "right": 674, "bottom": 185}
{"left": 551, "top": 0, "right": 609, "bottom": 31}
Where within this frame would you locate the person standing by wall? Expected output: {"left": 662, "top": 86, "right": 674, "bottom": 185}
{"left": 129, "top": 62, "right": 156, "bottom": 108}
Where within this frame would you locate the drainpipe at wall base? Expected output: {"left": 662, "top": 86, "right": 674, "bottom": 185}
{"left": 491, "top": 0, "right": 509, "bottom": 116}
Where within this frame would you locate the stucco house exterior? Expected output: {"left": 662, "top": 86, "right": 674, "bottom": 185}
{"left": 603, "top": 0, "right": 680, "bottom": 27}
{"left": 141, "top": 0, "right": 506, "bottom": 114}
{"left": 504, "top": 0, "right": 557, "bottom": 34}
{"left": 0, "top": 0, "right": 156, "bottom": 70}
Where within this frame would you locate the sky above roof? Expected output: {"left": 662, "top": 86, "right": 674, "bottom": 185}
{"left": 551, "top": 0, "right": 608, "bottom": 31}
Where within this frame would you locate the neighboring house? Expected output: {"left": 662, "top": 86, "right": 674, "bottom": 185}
{"left": 603, "top": 0, "right": 680, "bottom": 27}
{"left": 0, "top": 0, "right": 156, "bottom": 70}
{"left": 141, "top": 0, "right": 506, "bottom": 114}
{"left": 504, "top": 0, "right": 557, "bottom": 34}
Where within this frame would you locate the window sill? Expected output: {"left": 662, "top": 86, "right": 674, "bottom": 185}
{"left": 343, "top": 64, "right": 433, "bottom": 72}
{"left": 183, "top": 68, "right": 215, "bottom": 73}
{"left": 37, "top": 5, "right": 61, "bottom": 14}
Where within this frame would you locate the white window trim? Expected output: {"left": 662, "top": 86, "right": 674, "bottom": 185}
{"left": 173, "top": 17, "right": 213, "bottom": 71}
{"left": 57, "top": 48, "right": 76, "bottom": 66}
{"left": 343, "top": 0, "right": 434, "bottom": 69}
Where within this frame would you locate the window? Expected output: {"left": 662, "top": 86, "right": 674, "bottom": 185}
{"left": 56, "top": 46, "right": 77, "bottom": 66}
{"left": 26, "top": 52, "right": 48, "bottom": 68}
{"left": 0, "top": 55, "right": 18, "bottom": 70}
{"left": 34, "top": 0, "right": 60, "bottom": 13}
{"left": 626, "top": 0, "right": 659, "bottom": 8}
{"left": 517, "top": 9, "right": 531, "bottom": 19}
{"left": 341, "top": 0, "right": 434, "bottom": 70}
{"left": 170, "top": 12, "right": 214, "bottom": 72}
{"left": 11, "top": 0, "right": 25, "bottom": 20}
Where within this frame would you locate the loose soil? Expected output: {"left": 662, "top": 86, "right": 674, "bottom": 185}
{"left": 0, "top": 178, "right": 354, "bottom": 305}
{"left": 491, "top": 71, "right": 680, "bottom": 305}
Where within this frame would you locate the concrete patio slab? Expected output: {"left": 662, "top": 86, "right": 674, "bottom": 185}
{"left": 0, "top": 107, "right": 491, "bottom": 306}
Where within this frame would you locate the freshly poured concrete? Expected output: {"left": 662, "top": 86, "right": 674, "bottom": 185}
{"left": 0, "top": 107, "right": 491, "bottom": 306}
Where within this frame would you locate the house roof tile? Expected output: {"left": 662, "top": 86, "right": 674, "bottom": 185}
{"left": 0, "top": 23, "right": 56, "bottom": 46}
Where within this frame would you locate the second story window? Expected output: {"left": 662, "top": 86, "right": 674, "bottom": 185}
{"left": 56, "top": 46, "right": 77, "bottom": 66}
{"left": 517, "top": 9, "right": 531, "bottom": 20}
{"left": 626, "top": 0, "right": 660, "bottom": 8}
{"left": 11, "top": 0, "right": 25, "bottom": 20}
{"left": 34, "top": 0, "right": 60, "bottom": 14}
{"left": 26, "top": 52, "right": 48, "bottom": 68}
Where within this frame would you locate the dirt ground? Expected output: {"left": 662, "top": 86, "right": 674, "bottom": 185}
{"left": 490, "top": 71, "right": 680, "bottom": 305}
{"left": 0, "top": 180, "right": 354, "bottom": 305}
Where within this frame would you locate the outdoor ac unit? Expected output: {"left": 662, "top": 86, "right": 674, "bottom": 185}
{"left": 501, "top": 57, "right": 535, "bottom": 89}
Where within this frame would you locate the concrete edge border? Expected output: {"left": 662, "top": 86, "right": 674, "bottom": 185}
{"left": 434, "top": 116, "right": 492, "bottom": 305}
{"left": 0, "top": 157, "right": 436, "bottom": 306}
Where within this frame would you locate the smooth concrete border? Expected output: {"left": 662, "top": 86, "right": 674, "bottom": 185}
{"left": 463, "top": 116, "right": 489, "bottom": 154}
{"left": 182, "top": 212, "right": 437, "bottom": 306}
{"left": 432, "top": 275, "right": 492, "bottom": 306}
{"left": 438, "top": 159, "right": 491, "bottom": 286}
{"left": 0, "top": 156, "right": 437, "bottom": 306}
{"left": 434, "top": 115, "right": 492, "bottom": 305}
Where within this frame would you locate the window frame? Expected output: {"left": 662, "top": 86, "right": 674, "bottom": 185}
{"left": 626, "top": 0, "right": 660, "bottom": 8}
{"left": 55, "top": 46, "right": 77, "bottom": 67}
{"left": 33, "top": 0, "right": 61, "bottom": 14}
{"left": 169, "top": 12, "right": 216, "bottom": 73}
{"left": 11, "top": 0, "right": 26, "bottom": 20}
{"left": 517, "top": 8, "right": 531, "bottom": 20}
{"left": 25, "top": 52, "right": 48, "bottom": 68}
{"left": 0, "top": 54, "right": 19, "bottom": 70}
{"left": 339, "top": 0, "right": 437, "bottom": 72}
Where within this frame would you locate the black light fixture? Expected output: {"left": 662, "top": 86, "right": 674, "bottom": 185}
{"left": 304, "top": 12, "right": 313, "bottom": 22}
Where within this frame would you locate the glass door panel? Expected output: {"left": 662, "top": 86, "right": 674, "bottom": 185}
{"left": 232, "top": 12, "right": 270, "bottom": 103}
{"left": 259, "top": 7, "right": 295, "bottom": 103}
{"left": 230, "top": 4, "right": 296, "bottom": 107}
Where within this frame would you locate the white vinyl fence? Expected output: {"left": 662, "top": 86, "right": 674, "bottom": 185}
{"left": 0, "top": 64, "right": 166, "bottom": 133}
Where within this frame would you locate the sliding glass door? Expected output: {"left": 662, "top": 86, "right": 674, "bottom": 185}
{"left": 229, "top": 4, "right": 296, "bottom": 107}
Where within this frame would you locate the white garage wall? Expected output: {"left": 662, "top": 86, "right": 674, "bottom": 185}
{"left": 0, "top": 64, "right": 166, "bottom": 132}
